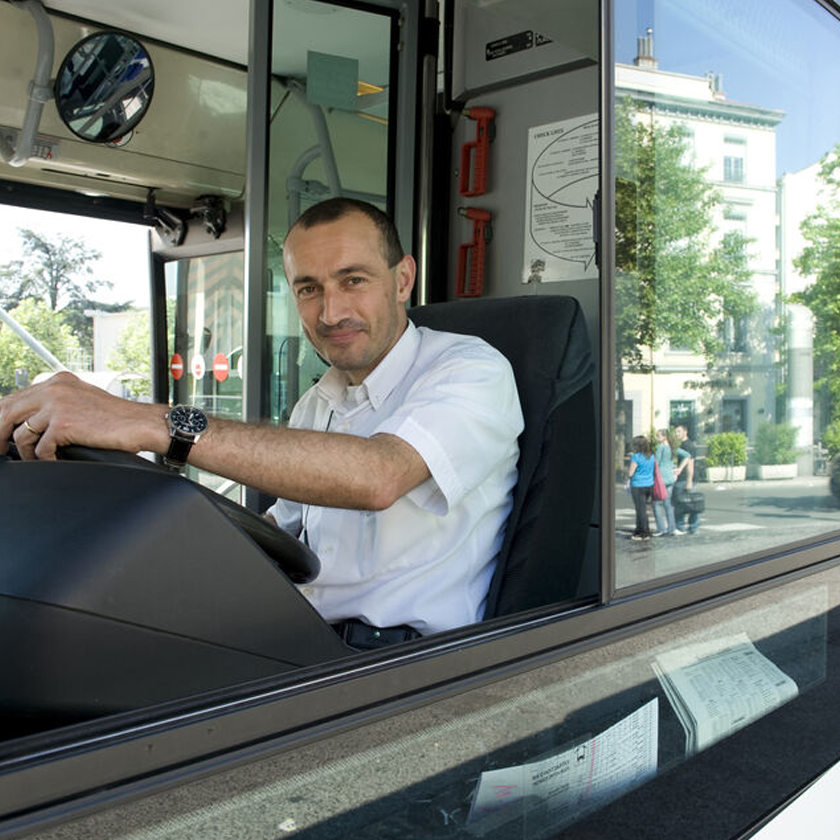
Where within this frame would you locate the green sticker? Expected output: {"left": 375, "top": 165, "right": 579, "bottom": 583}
{"left": 306, "top": 51, "right": 358, "bottom": 111}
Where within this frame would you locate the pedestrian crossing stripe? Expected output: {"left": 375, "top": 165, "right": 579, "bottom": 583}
{"left": 703, "top": 523, "right": 762, "bottom": 532}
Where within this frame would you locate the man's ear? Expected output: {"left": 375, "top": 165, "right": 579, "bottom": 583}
{"left": 395, "top": 255, "right": 416, "bottom": 303}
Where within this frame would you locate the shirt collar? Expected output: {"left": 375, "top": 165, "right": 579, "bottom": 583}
{"left": 315, "top": 320, "right": 420, "bottom": 412}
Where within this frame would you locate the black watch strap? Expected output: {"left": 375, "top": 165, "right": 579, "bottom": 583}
{"left": 164, "top": 436, "right": 193, "bottom": 469}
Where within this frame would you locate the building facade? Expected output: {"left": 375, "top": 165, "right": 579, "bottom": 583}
{"left": 616, "top": 29, "right": 821, "bottom": 474}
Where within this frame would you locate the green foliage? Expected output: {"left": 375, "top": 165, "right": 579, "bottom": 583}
{"left": 0, "top": 298, "right": 81, "bottom": 394}
{"left": 2, "top": 228, "right": 110, "bottom": 312}
{"left": 614, "top": 99, "right": 757, "bottom": 383}
{"left": 822, "top": 420, "right": 840, "bottom": 458}
{"left": 792, "top": 146, "right": 840, "bottom": 436}
{"left": 107, "top": 309, "right": 151, "bottom": 400}
{"left": 0, "top": 227, "right": 124, "bottom": 358}
{"left": 705, "top": 432, "right": 747, "bottom": 467}
{"left": 0, "top": 258, "right": 28, "bottom": 309}
{"left": 754, "top": 422, "right": 800, "bottom": 465}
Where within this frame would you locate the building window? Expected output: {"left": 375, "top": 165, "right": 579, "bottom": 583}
{"left": 720, "top": 314, "right": 749, "bottom": 353}
{"left": 723, "top": 137, "right": 746, "bottom": 183}
{"left": 670, "top": 400, "right": 695, "bottom": 437}
{"left": 724, "top": 155, "right": 744, "bottom": 182}
{"left": 724, "top": 204, "right": 748, "bottom": 221}
{"left": 721, "top": 398, "right": 747, "bottom": 433}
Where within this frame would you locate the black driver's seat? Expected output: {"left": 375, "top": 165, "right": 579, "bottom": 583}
{"left": 409, "top": 295, "right": 597, "bottom": 618}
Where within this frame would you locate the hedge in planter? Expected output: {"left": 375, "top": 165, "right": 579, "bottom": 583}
{"left": 754, "top": 422, "right": 799, "bottom": 466}
{"left": 706, "top": 432, "right": 748, "bottom": 468}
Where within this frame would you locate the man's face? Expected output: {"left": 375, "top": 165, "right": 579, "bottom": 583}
{"left": 284, "top": 212, "right": 415, "bottom": 385}
{"left": 675, "top": 426, "right": 687, "bottom": 442}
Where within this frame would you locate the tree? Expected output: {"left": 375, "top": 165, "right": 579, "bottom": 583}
{"left": 0, "top": 227, "right": 130, "bottom": 359}
{"left": 792, "top": 146, "right": 840, "bottom": 451}
{"left": 12, "top": 228, "right": 111, "bottom": 312}
{"left": 62, "top": 297, "right": 133, "bottom": 359}
{"left": 107, "top": 309, "right": 152, "bottom": 400}
{"left": 0, "top": 298, "right": 82, "bottom": 394}
{"left": 614, "top": 100, "right": 756, "bottom": 404}
{"left": 0, "top": 257, "right": 30, "bottom": 309}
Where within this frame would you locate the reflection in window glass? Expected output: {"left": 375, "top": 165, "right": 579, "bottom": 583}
{"left": 614, "top": 0, "right": 840, "bottom": 587}
{"left": 265, "top": 0, "right": 393, "bottom": 424}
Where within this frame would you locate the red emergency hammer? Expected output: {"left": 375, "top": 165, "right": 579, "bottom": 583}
{"left": 458, "top": 107, "right": 495, "bottom": 197}
{"left": 457, "top": 207, "right": 492, "bottom": 298}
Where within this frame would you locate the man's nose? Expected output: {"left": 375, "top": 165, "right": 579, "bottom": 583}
{"left": 319, "top": 285, "right": 350, "bottom": 325}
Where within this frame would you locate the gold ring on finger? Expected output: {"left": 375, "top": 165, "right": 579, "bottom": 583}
{"left": 23, "top": 419, "right": 43, "bottom": 436}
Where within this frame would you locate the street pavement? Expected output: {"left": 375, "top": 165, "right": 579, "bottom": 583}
{"left": 615, "top": 476, "right": 840, "bottom": 587}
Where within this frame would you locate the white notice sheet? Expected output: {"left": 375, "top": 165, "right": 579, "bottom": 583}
{"left": 653, "top": 632, "right": 799, "bottom": 754}
{"left": 468, "top": 698, "right": 658, "bottom": 834}
{"left": 522, "top": 114, "right": 599, "bottom": 284}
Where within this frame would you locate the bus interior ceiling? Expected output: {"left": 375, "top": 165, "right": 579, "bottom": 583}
{"left": 0, "top": 0, "right": 601, "bottom": 285}
{"left": 0, "top": 1, "right": 244, "bottom": 211}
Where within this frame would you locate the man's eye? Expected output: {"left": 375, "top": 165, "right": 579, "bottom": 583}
{"left": 297, "top": 285, "right": 318, "bottom": 298}
{"left": 347, "top": 276, "right": 366, "bottom": 286}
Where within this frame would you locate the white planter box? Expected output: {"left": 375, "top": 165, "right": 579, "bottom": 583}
{"left": 758, "top": 463, "right": 798, "bottom": 480}
{"left": 706, "top": 465, "right": 746, "bottom": 482}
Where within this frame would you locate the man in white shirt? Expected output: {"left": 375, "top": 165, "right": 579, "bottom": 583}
{"left": 0, "top": 198, "right": 523, "bottom": 646}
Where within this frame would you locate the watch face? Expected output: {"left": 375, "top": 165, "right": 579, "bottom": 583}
{"left": 170, "top": 405, "right": 208, "bottom": 435}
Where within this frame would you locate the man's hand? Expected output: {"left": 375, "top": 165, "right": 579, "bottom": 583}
{"left": 0, "top": 372, "right": 166, "bottom": 461}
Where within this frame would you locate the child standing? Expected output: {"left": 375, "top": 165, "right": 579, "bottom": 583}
{"left": 628, "top": 435, "right": 655, "bottom": 540}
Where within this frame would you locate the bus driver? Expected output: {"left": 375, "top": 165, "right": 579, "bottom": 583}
{"left": 0, "top": 198, "right": 524, "bottom": 649}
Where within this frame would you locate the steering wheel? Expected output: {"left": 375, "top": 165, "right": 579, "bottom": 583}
{"left": 4, "top": 442, "right": 320, "bottom": 584}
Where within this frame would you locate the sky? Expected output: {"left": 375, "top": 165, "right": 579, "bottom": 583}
{"left": 0, "top": 203, "right": 151, "bottom": 309}
{"left": 615, "top": 0, "right": 840, "bottom": 177}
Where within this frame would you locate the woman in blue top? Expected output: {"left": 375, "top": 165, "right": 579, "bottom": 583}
{"left": 652, "top": 428, "right": 688, "bottom": 537}
{"left": 628, "top": 434, "right": 655, "bottom": 540}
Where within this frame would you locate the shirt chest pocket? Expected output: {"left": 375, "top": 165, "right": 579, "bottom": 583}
{"left": 308, "top": 507, "right": 378, "bottom": 584}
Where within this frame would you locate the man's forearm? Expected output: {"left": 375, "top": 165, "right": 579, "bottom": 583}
{"left": 188, "top": 418, "right": 429, "bottom": 510}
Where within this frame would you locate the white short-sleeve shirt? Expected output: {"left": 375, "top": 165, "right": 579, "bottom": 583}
{"left": 266, "top": 319, "right": 523, "bottom": 635}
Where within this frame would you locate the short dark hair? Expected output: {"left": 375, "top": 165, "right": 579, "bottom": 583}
{"left": 287, "top": 198, "right": 404, "bottom": 267}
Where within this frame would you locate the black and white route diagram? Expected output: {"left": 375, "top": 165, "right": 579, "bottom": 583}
{"left": 523, "top": 114, "right": 599, "bottom": 283}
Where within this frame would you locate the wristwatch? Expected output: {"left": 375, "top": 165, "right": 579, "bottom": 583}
{"left": 164, "top": 404, "right": 208, "bottom": 469}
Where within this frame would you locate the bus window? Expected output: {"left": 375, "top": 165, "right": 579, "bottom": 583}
{"left": 613, "top": 0, "right": 840, "bottom": 588}
{"left": 264, "top": 0, "right": 396, "bottom": 424}
{"left": 165, "top": 250, "right": 246, "bottom": 497}
{"left": 0, "top": 205, "right": 151, "bottom": 399}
